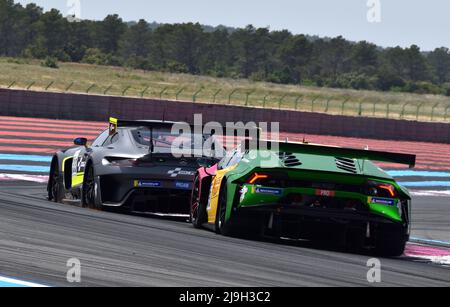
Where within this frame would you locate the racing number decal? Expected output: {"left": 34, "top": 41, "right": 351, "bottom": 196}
{"left": 71, "top": 150, "right": 86, "bottom": 187}
{"left": 207, "top": 166, "right": 237, "bottom": 223}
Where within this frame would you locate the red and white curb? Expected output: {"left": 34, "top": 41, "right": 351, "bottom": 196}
{"left": 405, "top": 243, "right": 450, "bottom": 266}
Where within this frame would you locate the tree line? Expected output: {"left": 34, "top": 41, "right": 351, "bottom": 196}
{"left": 2, "top": 0, "right": 450, "bottom": 96}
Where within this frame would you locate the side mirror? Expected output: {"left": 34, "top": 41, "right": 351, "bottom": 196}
{"left": 74, "top": 138, "right": 88, "bottom": 147}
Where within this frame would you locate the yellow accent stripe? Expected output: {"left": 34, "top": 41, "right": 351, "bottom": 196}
{"left": 61, "top": 156, "right": 73, "bottom": 172}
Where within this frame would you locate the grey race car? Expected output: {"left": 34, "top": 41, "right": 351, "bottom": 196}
{"left": 47, "top": 118, "right": 218, "bottom": 216}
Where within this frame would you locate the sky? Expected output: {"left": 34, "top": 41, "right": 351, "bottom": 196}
{"left": 16, "top": 0, "right": 450, "bottom": 51}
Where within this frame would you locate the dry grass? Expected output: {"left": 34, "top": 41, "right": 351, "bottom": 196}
{"left": 1, "top": 57, "right": 450, "bottom": 122}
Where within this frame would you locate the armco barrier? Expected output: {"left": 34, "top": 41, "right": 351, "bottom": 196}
{"left": 1, "top": 88, "right": 450, "bottom": 143}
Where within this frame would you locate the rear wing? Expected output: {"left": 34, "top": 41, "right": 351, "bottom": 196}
{"left": 109, "top": 117, "right": 261, "bottom": 140}
{"left": 268, "top": 141, "right": 416, "bottom": 168}
{"left": 109, "top": 117, "right": 179, "bottom": 135}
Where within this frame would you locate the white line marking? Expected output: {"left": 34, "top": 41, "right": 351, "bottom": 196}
{"left": 411, "top": 256, "right": 450, "bottom": 266}
{"left": 0, "top": 276, "right": 48, "bottom": 287}
{"left": 410, "top": 190, "right": 450, "bottom": 197}
{"left": 0, "top": 173, "right": 48, "bottom": 183}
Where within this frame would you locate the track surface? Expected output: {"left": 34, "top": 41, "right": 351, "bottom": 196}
{"left": 0, "top": 116, "right": 449, "bottom": 286}
{"left": 0, "top": 183, "right": 449, "bottom": 287}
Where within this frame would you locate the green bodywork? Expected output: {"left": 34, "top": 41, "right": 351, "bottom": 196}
{"left": 221, "top": 145, "right": 413, "bottom": 224}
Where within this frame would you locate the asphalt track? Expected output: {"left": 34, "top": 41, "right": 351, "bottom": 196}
{"left": 0, "top": 182, "right": 449, "bottom": 287}
{"left": 0, "top": 116, "right": 449, "bottom": 286}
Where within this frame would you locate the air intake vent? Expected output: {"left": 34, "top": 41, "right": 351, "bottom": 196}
{"left": 335, "top": 157, "right": 357, "bottom": 173}
{"left": 279, "top": 152, "right": 302, "bottom": 167}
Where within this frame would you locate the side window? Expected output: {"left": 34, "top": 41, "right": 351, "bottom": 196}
{"left": 91, "top": 130, "right": 109, "bottom": 147}
{"left": 227, "top": 150, "right": 244, "bottom": 167}
{"left": 103, "top": 132, "right": 120, "bottom": 147}
{"left": 218, "top": 150, "right": 236, "bottom": 170}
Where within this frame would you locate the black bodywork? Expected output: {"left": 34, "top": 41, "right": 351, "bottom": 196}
{"left": 47, "top": 119, "right": 217, "bottom": 216}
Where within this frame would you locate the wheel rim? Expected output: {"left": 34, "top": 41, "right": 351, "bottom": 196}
{"left": 85, "top": 167, "right": 96, "bottom": 208}
{"left": 218, "top": 188, "right": 227, "bottom": 230}
{"left": 191, "top": 178, "right": 200, "bottom": 223}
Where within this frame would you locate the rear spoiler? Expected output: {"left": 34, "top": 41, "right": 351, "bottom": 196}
{"left": 109, "top": 117, "right": 180, "bottom": 135}
{"left": 109, "top": 117, "right": 261, "bottom": 139}
{"left": 268, "top": 141, "right": 416, "bottom": 168}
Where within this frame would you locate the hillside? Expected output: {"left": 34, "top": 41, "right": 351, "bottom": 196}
{"left": 1, "top": 57, "right": 449, "bottom": 122}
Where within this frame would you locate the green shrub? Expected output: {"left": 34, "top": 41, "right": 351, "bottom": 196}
{"left": 41, "top": 57, "right": 59, "bottom": 69}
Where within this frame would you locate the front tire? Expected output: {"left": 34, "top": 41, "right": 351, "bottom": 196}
{"left": 82, "top": 164, "right": 102, "bottom": 210}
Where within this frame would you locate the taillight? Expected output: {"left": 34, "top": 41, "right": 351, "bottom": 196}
{"left": 366, "top": 181, "right": 398, "bottom": 198}
{"left": 247, "top": 173, "right": 269, "bottom": 184}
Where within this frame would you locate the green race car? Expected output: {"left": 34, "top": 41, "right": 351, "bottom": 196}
{"left": 190, "top": 141, "right": 416, "bottom": 256}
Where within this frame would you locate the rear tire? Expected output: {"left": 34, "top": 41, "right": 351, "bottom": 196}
{"left": 190, "top": 175, "right": 207, "bottom": 228}
{"left": 48, "top": 159, "right": 64, "bottom": 203}
{"left": 82, "top": 164, "right": 102, "bottom": 210}
{"left": 375, "top": 230, "right": 407, "bottom": 257}
{"left": 215, "top": 182, "right": 235, "bottom": 236}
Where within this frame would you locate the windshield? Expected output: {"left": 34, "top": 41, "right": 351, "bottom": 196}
{"left": 131, "top": 127, "right": 210, "bottom": 153}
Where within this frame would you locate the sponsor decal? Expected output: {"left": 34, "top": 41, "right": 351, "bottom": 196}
{"left": 175, "top": 181, "right": 191, "bottom": 190}
{"left": 315, "top": 189, "right": 336, "bottom": 197}
{"left": 240, "top": 186, "right": 249, "bottom": 202}
{"left": 135, "top": 180, "right": 162, "bottom": 188}
{"left": 167, "top": 168, "right": 196, "bottom": 178}
{"left": 255, "top": 187, "right": 282, "bottom": 196}
{"left": 369, "top": 197, "right": 395, "bottom": 206}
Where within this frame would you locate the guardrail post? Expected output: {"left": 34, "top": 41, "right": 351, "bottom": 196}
{"left": 193, "top": 87, "right": 203, "bottom": 102}
{"left": 358, "top": 101, "right": 363, "bottom": 116}
{"left": 341, "top": 98, "right": 350, "bottom": 115}
{"left": 416, "top": 102, "right": 425, "bottom": 121}
{"left": 212, "top": 89, "right": 222, "bottom": 103}
{"left": 372, "top": 101, "right": 377, "bottom": 116}
{"left": 86, "top": 84, "right": 95, "bottom": 93}
{"left": 176, "top": 87, "right": 186, "bottom": 101}
{"left": 400, "top": 102, "right": 410, "bottom": 119}
{"left": 140, "top": 85, "right": 150, "bottom": 98}
{"left": 431, "top": 103, "right": 440, "bottom": 121}
{"left": 45, "top": 81, "right": 54, "bottom": 91}
{"left": 159, "top": 87, "right": 168, "bottom": 99}
{"left": 263, "top": 94, "right": 270, "bottom": 108}
{"left": 445, "top": 104, "right": 450, "bottom": 121}
{"left": 311, "top": 96, "right": 319, "bottom": 112}
{"left": 245, "top": 90, "right": 255, "bottom": 106}
{"left": 7, "top": 81, "right": 16, "bottom": 89}
{"left": 122, "top": 86, "right": 131, "bottom": 96}
{"left": 65, "top": 82, "right": 74, "bottom": 92}
{"left": 228, "top": 89, "right": 238, "bottom": 105}
{"left": 104, "top": 85, "right": 113, "bottom": 95}
{"left": 386, "top": 102, "right": 393, "bottom": 118}
{"left": 279, "top": 94, "right": 288, "bottom": 110}
{"left": 26, "top": 81, "right": 35, "bottom": 90}
{"left": 324, "top": 97, "right": 332, "bottom": 113}
{"left": 295, "top": 95, "right": 303, "bottom": 110}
